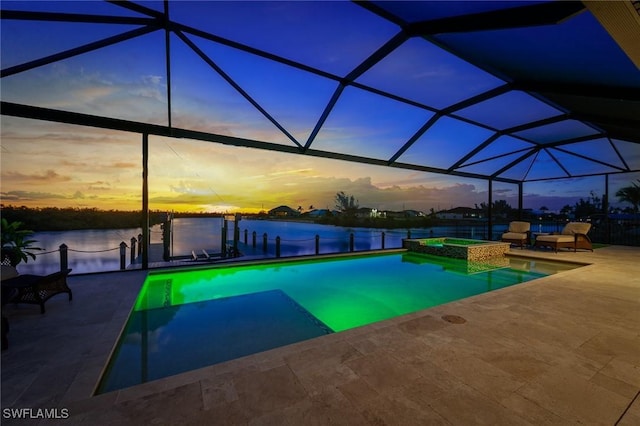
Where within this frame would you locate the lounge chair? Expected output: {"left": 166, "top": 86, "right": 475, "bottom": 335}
{"left": 191, "top": 250, "right": 213, "bottom": 261}
{"left": 501, "top": 221, "right": 531, "bottom": 249}
{"left": 1, "top": 266, "right": 73, "bottom": 313}
{"left": 534, "top": 222, "right": 593, "bottom": 253}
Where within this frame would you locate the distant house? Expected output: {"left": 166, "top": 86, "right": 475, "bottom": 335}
{"left": 268, "top": 205, "right": 300, "bottom": 217}
{"left": 305, "top": 209, "right": 336, "bottom": 218}
{"left": 355, "top": 207, "right": 375, "bottom": 218}
{"left": 384, "top": 210, "right": 404, "bottom": 219}
{"left": 381, "top": 210, "right": 424, "bottom": 219}
{"left": 436, "top": 207, "right": 483, "bottom": 220}
{"left": 403, "top": 209, "right": 424, "bottom": 217}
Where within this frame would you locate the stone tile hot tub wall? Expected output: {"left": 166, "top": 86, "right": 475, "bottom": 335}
{"left": 403, "top": 238, "right": 510, "bottom": 261}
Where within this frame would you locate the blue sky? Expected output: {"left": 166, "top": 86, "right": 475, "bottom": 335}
{"left": 1, "top": 1, "right": 638, "bottom": 213}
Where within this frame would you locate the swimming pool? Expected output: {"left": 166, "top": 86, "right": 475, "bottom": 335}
{"left": 97, "top": 251, "right": 579, "bottom": 393}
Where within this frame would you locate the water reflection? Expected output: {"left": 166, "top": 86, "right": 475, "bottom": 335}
{"left": 20, "top": 218, "right": 510, "bottom": 275}
{"left": 18, "top": 226, "right": 161, "bottom": 275}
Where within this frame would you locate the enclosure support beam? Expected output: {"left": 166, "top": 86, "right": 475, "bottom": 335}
{"left": 142, "top": 133, "right": 149, "bottom": 269}
{"left": 518, "top": 182, "right": 524, "bottom": 220}
{"left": 0, "top": 101, "right": 522, "bottom": 185}
{"left": 604, "top": 174, "right": 610, "bottom": 244}
{"left": 488, "top": 179, "right": 493, "bottom": 240}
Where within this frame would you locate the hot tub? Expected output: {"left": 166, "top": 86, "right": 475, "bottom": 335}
{"left": 403, "top": 237, "right": 510, "bottom": 261}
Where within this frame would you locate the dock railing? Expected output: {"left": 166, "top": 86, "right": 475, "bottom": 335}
{"left": 20, "top": 219, "right": 640, "bottom": 274}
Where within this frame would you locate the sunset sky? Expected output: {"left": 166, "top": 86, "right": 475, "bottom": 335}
{"left": 0, "top": 116, "right": 497, "bottom": 213}
{"left": 1, "top": 1, "right": 638, "bottom": 214}
{"left": 3, "top": 114, "right": 635, "bottom": 214}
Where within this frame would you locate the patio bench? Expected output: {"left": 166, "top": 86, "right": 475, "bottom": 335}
{"left": 1, "top": 268, "right": 73, "bottom": 314}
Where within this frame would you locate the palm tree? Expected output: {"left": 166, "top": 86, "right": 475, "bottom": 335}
{"left": 1, "top": 218, "right": 41, "bottom": 267}
{"left": 615, "top": 180, "right": 640, "bottom": 214}
{"left": 335, "top": 191, "right": 359, "bottom": 215}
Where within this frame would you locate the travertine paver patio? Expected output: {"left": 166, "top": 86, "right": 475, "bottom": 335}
{"left": 1, "top": 245, "right": 639, "bottom": 425}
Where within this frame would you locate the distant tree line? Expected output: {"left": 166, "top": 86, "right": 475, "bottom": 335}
{"left": 171, "top": 211, "right": 224, "bottom": 219}
{"left": 5, "top": 181, "right": 636, "bottom": 232}
{"left": 0, "top": 205, "right": 167, "bottom": 231}
{"left": 332, "top": 183, "right": 640, "bottom": 226}
{"left": 316, "top": 214, "right": 434, "bottom": 229}
{"left": 474, "top": 194, "right": 604, "bottom": 221}
{"left": 313, "top": 191, "right": 433, "bottom": 229}
{"left": 475, "top": 184, "right": 639, "bottom": 220}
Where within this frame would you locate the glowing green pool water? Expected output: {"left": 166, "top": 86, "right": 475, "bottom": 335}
{"left": 423, "top": 238, "right": 484, "bottom": 246}
{"left": 97, "top": 252, "right": 578, "bottom": 393}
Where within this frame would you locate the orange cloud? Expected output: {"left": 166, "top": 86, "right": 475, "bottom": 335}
{"left": 1, "top": 169, "right": 71, "bottom": 184}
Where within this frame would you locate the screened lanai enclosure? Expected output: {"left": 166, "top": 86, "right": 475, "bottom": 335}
{"left": 1, "top": 1, "right": 639, "bottom": 270}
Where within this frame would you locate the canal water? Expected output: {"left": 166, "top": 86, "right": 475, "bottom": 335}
{"left": 17, "top": 218, "right": 555, "bottom": 275}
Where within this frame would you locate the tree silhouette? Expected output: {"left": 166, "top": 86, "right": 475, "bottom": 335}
{"left": 615, "top": 180, "right": 640, "bottom": 213}
{"left": 476, "top": 200, "right": 512, "bottom": 217}
{"left": 560, "top": 205, "right": 573, "bottom": 216}
{"left": 573, "top": 191, "right": 601, "bottom": 219}
{"left": 335, "top": 191, "right": 359, "bottom": 215}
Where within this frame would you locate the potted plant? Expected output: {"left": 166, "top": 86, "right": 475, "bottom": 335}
{"left": 1, "top": 218, "right": 41, "bottom": 268}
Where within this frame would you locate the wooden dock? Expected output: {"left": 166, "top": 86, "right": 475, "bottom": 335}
{"left": 128, "top": 242, "right": 269, "bottom": 270}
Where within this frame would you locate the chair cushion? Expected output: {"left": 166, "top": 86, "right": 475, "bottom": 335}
{"left": 508, "top": 221, "right": 530, "bottom": 233}
{"left": 502, "top": 232, "right": 527, "bottom": 240}
{"left": 561, "top": 222, "right": 591, "bottom": 235}
{"left": 536, "top": 235, "right": 575, "bottom": 243}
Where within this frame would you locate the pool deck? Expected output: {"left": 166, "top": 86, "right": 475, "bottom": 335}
{"left": 1, "top": 245, "right": 639, "bottom": 425}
